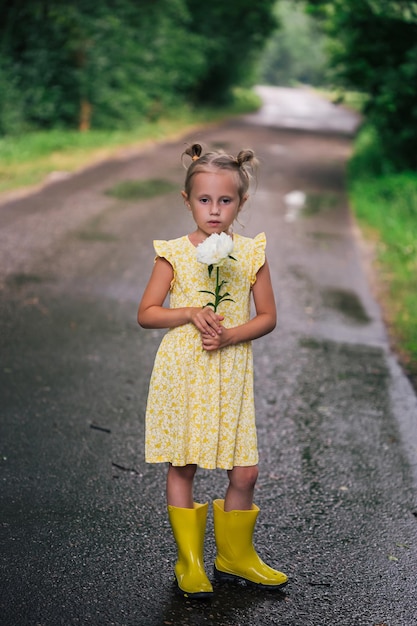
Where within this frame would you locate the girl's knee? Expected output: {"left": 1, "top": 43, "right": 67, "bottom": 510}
{"left": 229, "top": 465, "right": 259, "bottom": 491}
{"left": 168, "top": 463, "right": 197, "bottom": 481}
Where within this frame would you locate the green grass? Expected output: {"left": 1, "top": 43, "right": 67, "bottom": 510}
{"left": 348, "top": 126, "right": 417, "bottom": 377}
{"left": 0, "top": 88, "right": 261, "bottom": 195}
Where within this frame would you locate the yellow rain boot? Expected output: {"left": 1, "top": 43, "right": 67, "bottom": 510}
{"left": 167, "top": 502, "right": 213, "bottom": 598}
{"left": 213, "top": 499, "right": 288, "bottom": 589}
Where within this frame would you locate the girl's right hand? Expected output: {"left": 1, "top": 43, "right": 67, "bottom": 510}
{"left": 190, "top": 307, "right": 224, "bottom": 337}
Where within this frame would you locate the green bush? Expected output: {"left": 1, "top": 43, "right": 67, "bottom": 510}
{"left": 306, "top": 0, "right": 417, "bottom": 171}
{"left": 0, "top": 1, "right": 274, "bottom": 133}
{"left": 0, "top": 62, "right": 26, "bottom": 135}
{"left": 348, "top": 126, "right": 417, "bottom": 374}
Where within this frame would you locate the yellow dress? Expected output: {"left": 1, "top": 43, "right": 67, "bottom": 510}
{"left": 144, "top": 232, "right": 266, "bottom": 470}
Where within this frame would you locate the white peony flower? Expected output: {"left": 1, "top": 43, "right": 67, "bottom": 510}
{"left": 196, "top": 232, "right": 236, "bottom": 312}
{"left": 196, "top": 232, "right": 234, "bottom": 267}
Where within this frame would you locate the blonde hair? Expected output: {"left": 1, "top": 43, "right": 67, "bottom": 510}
{"left": 182, "top": 143, "right": 258, "bottom": 202}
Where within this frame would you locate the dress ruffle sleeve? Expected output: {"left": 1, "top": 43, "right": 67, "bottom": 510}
{"left": 153, "top": 240, "right": 176, "bottom": 289}
{"left": 250, "top": 232, "right": 266, "bottom": 285}
{"left": 153, "top": 239, "right": 170, "bottom": 260}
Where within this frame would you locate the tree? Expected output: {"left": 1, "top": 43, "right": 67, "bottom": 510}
{"left": 0, "top": 0, "right": 205, "bottom": 131}
{"left": 0, "top": 0, "right": 278, "bottom": 132}
{"left": 258, "top": 0, "right": 330, "bottom": 87}
{"left": 184, "top": 0, "right": 278, "bottom": 103}
{"left": 305, "top": 0, "right": 417, "bottom": 170}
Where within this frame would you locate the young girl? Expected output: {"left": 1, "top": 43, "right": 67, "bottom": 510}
{"left": 138, "top": 143, "right": 288, "bottom": 598}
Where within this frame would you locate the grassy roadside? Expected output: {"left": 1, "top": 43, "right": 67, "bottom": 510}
{"left": 348, "top": 126, "right": 417, "bottom": 384}
{"left": 314, "top": 88, "right": 416, "bottom": 385}
{"left": 0, "top": 88, "right": 260, "bottom": 196}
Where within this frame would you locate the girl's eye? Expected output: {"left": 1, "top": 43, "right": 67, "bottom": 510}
{"left": 221, "top": 197, "right": 231, "bottom": 204}
{"left": 200, "top": 197, "right": 209, "bottom": 204}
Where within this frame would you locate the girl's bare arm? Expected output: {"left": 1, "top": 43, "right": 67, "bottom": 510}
{"left": 137, "top": 257, "right": 223, "bottom": 335}
{"left": 201, "top": 258, "right": 276, "bottom": 351}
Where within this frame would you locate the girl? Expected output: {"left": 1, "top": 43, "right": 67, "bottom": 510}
{"left": 137, "top": 143, "right": 288, "bottom": 598}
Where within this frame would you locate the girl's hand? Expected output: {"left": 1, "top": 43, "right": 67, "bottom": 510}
{"left": 201, "top": 327, "right": 231, "bottom": 351}
{"left": 190, "top": 306, "right": 224, "bottom": 337}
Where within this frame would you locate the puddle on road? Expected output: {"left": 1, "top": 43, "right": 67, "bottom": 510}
{"left": 304, "top": 193, "right": 339, "bottom": 216}
{"left": 75, "top": 211, "right": 119, "bottom": 243}
{"left": 6, "top": 273, "right": 46, "bottom": 287}
{"left": 288, "top": 267, "right": 370, "bottom": 325}
{"left": 321, "top": 287, "right": 371, "bottom": 324}
{"left": 288, "top": 264, "right": 314, "bottom": 285}
{"left": 77, "top": 177, "right": 177, "bottom": 242}
{"left": 308, "top": 231, "right": 347, "bottom": 241}
{"left": 105, "top": 177, "right": 177, "bottom": 200}
{"left": 77, "top": 231, "right": 118, "bottom": 242}
{"left": 210, "top": 141, "right": 232, "bottom": 151}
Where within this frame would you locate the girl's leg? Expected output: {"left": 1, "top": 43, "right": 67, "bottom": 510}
{"left": 166, "top": 463, "right": 213, "bottom": 597}
{"left": 224, "top": 465, "right": 259, "bottom": 511}
{"left": 166, "top": 463, "right": 197, "bottom": 508}
{"left": 213, "top": 464, "right": 288, "bottom": 588}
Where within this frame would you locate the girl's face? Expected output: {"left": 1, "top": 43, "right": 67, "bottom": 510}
{"left": 182, "top": 170, "right": 247, "bottom": 241}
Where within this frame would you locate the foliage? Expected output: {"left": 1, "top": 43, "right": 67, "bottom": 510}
{"left": 180, "top": 0, "right": 278, "bottom": 103}
{"left": 0, "top": 60, "right": 26, "bottom": 135}
{"left": 0, "top": 1, "right": 275, "bottom": 133}
{"left": 348, "top": 125, "right": 417, "bottom": 375}
{"left": 0, "top": 0, "right": 206, "bottom": 132}
{"left": 258, "top": 0, "right": 330, "bottom": 86}
{"left": 304, "top": 0, "right": 417, "bottom": 170}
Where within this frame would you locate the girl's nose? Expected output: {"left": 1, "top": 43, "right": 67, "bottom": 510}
{"left": 210, "top": 203, "right": 221, "bottom": 215}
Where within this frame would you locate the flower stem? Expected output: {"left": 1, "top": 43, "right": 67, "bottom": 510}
{"left": 214, "top": 266, "right": 220, "bottom": 312}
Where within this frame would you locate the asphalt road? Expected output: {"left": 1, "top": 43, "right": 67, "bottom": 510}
{"left": 1, "top": 87, "right": 417, "bottom": 626}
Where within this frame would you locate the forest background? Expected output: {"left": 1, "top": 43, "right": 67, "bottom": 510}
{"left": 0, "top": 0, "right": 416, "bottom": 382}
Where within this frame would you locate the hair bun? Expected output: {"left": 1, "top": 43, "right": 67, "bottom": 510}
{"left": 184, "top": 143, "right": 203, "bottom": 161}
{"left": 236, "top": 149, "right": 256, "bottom": 167}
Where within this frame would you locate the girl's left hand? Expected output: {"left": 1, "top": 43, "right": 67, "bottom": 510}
{"left": 201, "top": 327, "right": 230, "bottom": 351}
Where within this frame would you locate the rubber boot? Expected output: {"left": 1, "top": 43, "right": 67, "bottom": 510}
{"left": 213, "top": 499, "right": 288, "bottom": 588}
{"left": 167, "top": 502, "right": 213, "bottom": 598}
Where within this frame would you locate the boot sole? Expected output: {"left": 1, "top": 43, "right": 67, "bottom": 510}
{"left": 174, "top": 580, "right": 213, "bottom": 600}
{"left": 214, "top": 565, "right": 288, "bottom": 590}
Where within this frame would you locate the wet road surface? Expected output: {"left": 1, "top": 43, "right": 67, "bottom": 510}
{"left": 1, "top": 87, "right": 417, "bottom": 625}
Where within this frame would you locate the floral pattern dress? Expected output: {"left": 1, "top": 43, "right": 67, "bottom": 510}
{"left": 144, "top": 232, "right": 266, "bottom": 470}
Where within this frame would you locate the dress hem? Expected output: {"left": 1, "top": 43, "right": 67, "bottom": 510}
{"left": 145, "top": 457, "right": 259, "bottom": 471}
